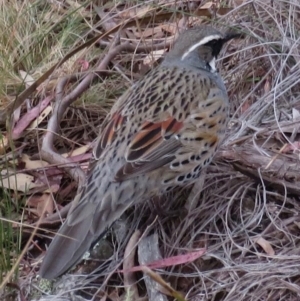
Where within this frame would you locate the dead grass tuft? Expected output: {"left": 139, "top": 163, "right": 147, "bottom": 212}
{"left": 1, "top": 0, "right": 300, "bottom": 300}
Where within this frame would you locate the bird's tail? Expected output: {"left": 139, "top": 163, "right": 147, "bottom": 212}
{"left": 39, "top": 193, "right": 129, "bottom": 279}
{"left": 39, "top": 213, "right": 99, "bottom": 279}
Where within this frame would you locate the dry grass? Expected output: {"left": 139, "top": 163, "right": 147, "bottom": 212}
{"left": 1, "top": 0, "right": 300, "bottom": 300}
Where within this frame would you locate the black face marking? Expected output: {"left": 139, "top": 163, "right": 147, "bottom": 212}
{"left": 205, "top": 39, "right": 224, "bottom": 58}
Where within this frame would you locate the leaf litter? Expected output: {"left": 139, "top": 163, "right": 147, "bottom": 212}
{"left": 1, "top": 0, "right": 300, "bottom": 300}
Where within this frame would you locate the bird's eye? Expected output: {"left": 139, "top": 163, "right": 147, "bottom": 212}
{"left": 206, "top": 40, "right": 217, "bottom": 47}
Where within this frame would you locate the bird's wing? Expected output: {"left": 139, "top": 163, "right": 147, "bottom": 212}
{"left": 92, "top": 67, "right": 226, "bottom": 182}
{"left": 115, "top": 117, "right": 184, "bottom": 181}
{"left": 93, "top": 109, "right": 184, "bottom": 181}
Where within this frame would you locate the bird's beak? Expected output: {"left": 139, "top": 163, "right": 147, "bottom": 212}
{"left": 223, "top": 31, "right": 244, "bottom": 43}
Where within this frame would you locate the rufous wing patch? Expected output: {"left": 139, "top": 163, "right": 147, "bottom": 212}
{"left": 161, "top": 118, "right": 183, "bottom": 136}
{"left": 126, "top": 117, "right": 183, "bottom": 162}
{"left": 115, "top": 117, "right": 183, "bottom": 181}
{"left": 94, "top": 112, "right": 126, "bottom": 158}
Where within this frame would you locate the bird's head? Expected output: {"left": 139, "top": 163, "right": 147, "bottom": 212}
{"left": 165, "top": 25, "right": 239, "bottom": 72}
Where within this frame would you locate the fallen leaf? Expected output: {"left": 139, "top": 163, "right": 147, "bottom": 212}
{"left": 134, "top": 26, "right": 163, "bottom": 38}
{"left": 62, "top": 144, "right": 91, "bottom": 158}
{"left": 201, "top": 2, "right": 213, "bottom": 9}
{"left": 43, "top": 184, "right": 60, "bottom": 194}
{"left": 264, "top": 77, "right": 271, "bottom": 94}
{"left": 143, "top": 49, "right": 165, "bottom": 66}
{"left": 13, "top": 106, "right": 22, "bottom": 126}
{"left": 19, "top": 70, "right": 35, "bottom": 88}
{"left": 292, "top": 108, "right": 300, "bottom": 121}
{"left": 27, "top": 193, "right": 54, "bottom": 216}
{"left": 160, "top": 23, "right": 178, "bottom": 35}
{"left": 77, "top": 59, "right": 89, "bottom": 71}
{"left": 0, "top": 95, "right": 14, "bottom": 108}
{"left": 27, "top": 106, "right": 52, "bottom": 130}
{"left": 135, "top": 5, "right": 152, "bottom": 18}
{"left": 12, "top": 96, "right": 53, "bottom": 140}
{"left": 21, "top": 154, "right": 49, "bottom": 170}
{"left": 253, "top": 236, "right": 275, "bottom": 256}
{"left": 282, "top": 142, "right": 300, "bottom": 153}
{"left": 120, "top": 249, "right": 206, "bottom": 273}
{"left": 0, "top": 170, "right": 44, "bottom": 192}
{"left": 37, "top": 194, "right": 54, "bottom": 216}
{"left": 141, "top": 266, "right": 187, "bottom": 301}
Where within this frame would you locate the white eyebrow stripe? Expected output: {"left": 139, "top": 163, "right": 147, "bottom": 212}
{"left": 181, "top": 34, "right": 222, "bottom": 60}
